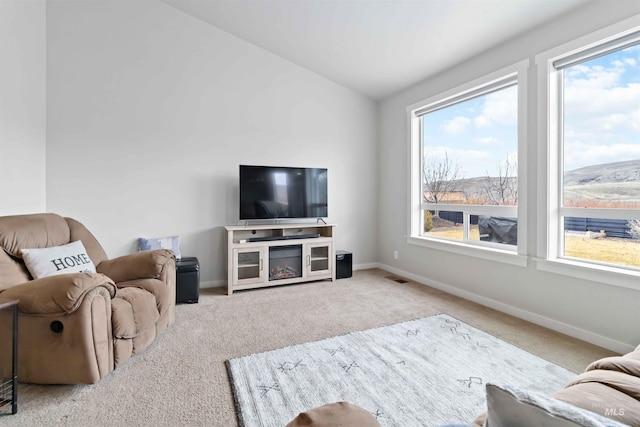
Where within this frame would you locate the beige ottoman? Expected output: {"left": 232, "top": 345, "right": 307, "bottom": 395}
{"left": 286, "top": 402, "right": 382, "bottom": 427}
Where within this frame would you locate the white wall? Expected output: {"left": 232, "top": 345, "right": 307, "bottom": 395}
{"left": 46, "top": 0, "right": 378, "bottom": 286}
{"left": 378, "top": 1, "right": 640, "bottom": 353}
{"left": 15, "top": 0, "right": 636, "bottom": 351}
{"left": 0, "top": 0, "right": 47, "bottom": 215}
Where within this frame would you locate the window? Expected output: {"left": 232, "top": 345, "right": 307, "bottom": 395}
{"left": 539, "top": 25, "right": 640, "bottom": 282}
{"left": 407, "top": 62, "right": 528, "bottom": 265}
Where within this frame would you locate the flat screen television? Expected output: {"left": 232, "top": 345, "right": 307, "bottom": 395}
{"left": 239, "top": 165, "right": 328, "bottom": 220}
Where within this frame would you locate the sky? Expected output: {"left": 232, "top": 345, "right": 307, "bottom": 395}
{"left": 421, "top": 44, "right": 639, "bottom": 179}
{"left": 563, "top": 44, "right": 640, "bottom": 172}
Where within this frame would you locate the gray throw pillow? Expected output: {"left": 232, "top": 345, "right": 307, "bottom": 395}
{"left": 138, "top": 235, "right": 181, "bottom": 259}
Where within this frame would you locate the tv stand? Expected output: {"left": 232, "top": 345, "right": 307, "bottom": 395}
{"left": 225, "top": 223, "right": 336, "bottom": 295}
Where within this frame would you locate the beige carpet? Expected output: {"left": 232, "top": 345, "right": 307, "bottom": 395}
{"left": 2, "top": 269, "right": 615, "bottom": 426}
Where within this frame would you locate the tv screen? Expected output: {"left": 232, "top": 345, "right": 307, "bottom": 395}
{"left": 239, "top": 165, "right": 328, "bottom": 220}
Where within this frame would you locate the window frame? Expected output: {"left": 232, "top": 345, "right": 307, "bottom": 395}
{"left": 406, "top": 60, "right": 529, "bottom": 267}
{"left": 536, "top": 15, "right": 640, "bottom": 290}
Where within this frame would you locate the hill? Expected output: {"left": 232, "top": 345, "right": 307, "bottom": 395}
{"left": 564, "top": 160, "right": 640, "bottom": 205}
{"left": 431, "top": 159, "right": 640, "bottom": 204}
{"left": 564, "top": 159, "right": 640, "bottom": 186}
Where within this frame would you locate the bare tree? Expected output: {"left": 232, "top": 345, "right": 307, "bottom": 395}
{"left": 423, "top": 151, "right": 463, "bottom": 204}
{"left": 483, "top": 156, "right": 517, "bottom": 205}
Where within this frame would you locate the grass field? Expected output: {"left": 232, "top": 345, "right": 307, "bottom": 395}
{"left": 564, "top": 236, "right": 640, "bottom": 268}
{"left": 425, "top": 226, "right": 640, "bottom": 268}
{"left": 426, "top": 226, "right": 481, "bottom": 241}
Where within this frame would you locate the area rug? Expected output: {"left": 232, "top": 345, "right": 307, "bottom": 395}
{"left": 226, "top": 314, "right": 576, "bottom": 427}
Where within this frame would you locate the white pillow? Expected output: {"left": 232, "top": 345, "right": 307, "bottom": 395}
{"left": 138, "top": 235, "right": 181, "bottom": 259}
{"left": 21, "top": 240, "right": 97, "bottom": 279}
{"left": 485, "top": 383, "right": 627, "bottom": 427}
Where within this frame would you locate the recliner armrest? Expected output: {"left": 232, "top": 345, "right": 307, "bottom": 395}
{"left": 97, "top": 249, "right": 175, "bottom": 284}
{"left": 0, "top": 272, "right": 116, "bottom": 314}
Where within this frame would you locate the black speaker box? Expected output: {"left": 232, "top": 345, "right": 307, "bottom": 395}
{"left": 176, "top": 257, "right": 200, "bottom": 303}
{"left": 336, "top": 250, "right": 352, "bottom": 279}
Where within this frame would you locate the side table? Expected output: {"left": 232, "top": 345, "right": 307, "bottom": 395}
{"left": 0, "top": 298, "right": 18, "bottom": 415}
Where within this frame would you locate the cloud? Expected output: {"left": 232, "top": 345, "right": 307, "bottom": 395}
{"left": 564, "top": 142, "right": 640, "bottom": 171}
{"left": 442, "top": 116, "right": 471, "bottom": 135}
{"left": 424, "top": 146, "right": 492, "bottom": 177}
{"left": 474, "top": 85, "right": 517, "bottom": 128}
{"left": 458, "top": 149, "right": 491, "bottom": 164}
{"left": 477, "top": 136, "right": 501, "bottom": 145}
{"left": 563, "top": 47, "right": 640, "bottom": 168}
{"left": 565, "top": 82, "right": 640, "bottom": 133}
{"left": 474, "top": 115, "right": 492, "bottom": 128}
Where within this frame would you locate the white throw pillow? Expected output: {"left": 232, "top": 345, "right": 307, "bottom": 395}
{"left": 485, "top": 383, "right": 627, "bottom": 427}
{"left": 138, "top": 235, "right": 181, "bottom": 259}
{"left": 21, "top": 240, "right": 97, "bottom": 279}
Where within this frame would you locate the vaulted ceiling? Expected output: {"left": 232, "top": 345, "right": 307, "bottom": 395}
{"left": 163, "top": 0, "right": 590, "bottom": 100}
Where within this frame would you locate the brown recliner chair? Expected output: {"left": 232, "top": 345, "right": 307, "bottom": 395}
{"left": 0, "top": 213, "right": 176, "bottom": 384}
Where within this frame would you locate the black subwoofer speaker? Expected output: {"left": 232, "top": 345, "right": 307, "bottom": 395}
{"left": 176, "top": 257, "right": 200, "bottom": 303}
{"left": 336, "top": 250, "right": 352, "bottom": 279}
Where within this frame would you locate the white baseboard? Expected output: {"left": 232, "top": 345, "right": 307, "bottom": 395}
{"left": 354, "top": 262, "right": 380, "bottom": 271}
{"left": 377, "top": 263, "right": 635, "bottom": 354}
{"left": 200, "top": 279, "right": 226, "bottom": 289}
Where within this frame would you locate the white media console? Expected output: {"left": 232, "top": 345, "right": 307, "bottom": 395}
{"left": 225, "top": 223, "right": 336, "bottom": 295}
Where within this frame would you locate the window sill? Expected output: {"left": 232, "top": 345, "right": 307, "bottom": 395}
{"left": 535, "top": 258, "right": 640, "bottom": 291}
{"left": 406, "top": 236, "right": 528, "bottom": 267}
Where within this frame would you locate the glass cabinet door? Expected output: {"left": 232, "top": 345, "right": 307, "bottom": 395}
{"left": 305, "top": 242, "right": 332, "bottom": 277}
{"left": 233, "top": 247, "right": 266, "bottom": 285}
